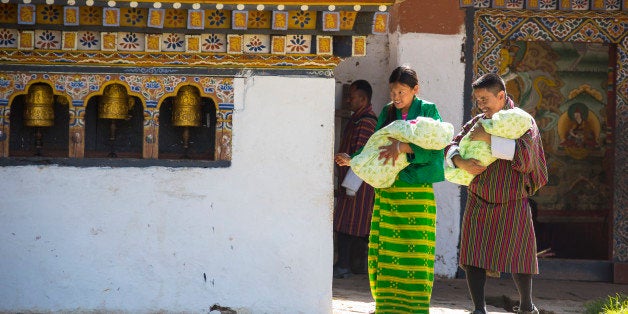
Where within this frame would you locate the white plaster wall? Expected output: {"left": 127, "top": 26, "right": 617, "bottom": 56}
{"left": 0, "top": 76, "right": 335, "bottom": 313}
{"left": 394, "top": 32, "right": 466, "bottom": 278}
{"left": 334, "top": 31, "right": 466, "bottom": 278}
{"left": 334, "top": 35, "right": 391, "bottom": 114}
{"left": 333, "top": 35, "right": 391, "bottom": 155}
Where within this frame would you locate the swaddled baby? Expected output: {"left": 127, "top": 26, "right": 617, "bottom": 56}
{"left": 445, "top": 107, "right": 532, "bottom": 186}
{"left": 350, "top": 117, "right": 454, "bottom": 188}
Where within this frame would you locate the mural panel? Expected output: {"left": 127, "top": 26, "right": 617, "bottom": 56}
{"left": 474, "top": 10, "right": 627, "bottom": 261}
{"left": 502, "top": 41, "right": 610, "bottom": 221}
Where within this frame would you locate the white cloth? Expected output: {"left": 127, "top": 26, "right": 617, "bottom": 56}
{"left": 341, "top": 168, "right": 363, "bottom": 196}
{"left": 491, "top": 135, "right": 515, "bottom": 160}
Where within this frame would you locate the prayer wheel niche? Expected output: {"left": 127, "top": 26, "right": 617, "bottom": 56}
{"left": 98, "top": 84, "right": 134, "bottom": 157}
{"left": 172, "top": 85, "right": 202, "bottom": 158}
{"left": 24, "top": 83, "right": 54, "bottom": 156}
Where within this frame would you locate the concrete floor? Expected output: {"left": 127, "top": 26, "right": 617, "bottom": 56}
{"left": 332, "top": 274, "right": 627, "bottom": 313}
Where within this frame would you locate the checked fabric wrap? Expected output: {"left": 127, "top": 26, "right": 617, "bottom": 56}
{"left": 445, "top": 107, "right": 533, "bottom": 186}
{"left": 350, "top": 117, "right": 454, "bottom": 188}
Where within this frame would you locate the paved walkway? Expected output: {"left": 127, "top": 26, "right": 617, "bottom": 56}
{"left": 333, "top": 274, "right": 627, "bottom": 313}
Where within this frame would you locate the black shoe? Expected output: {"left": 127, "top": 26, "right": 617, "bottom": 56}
{"left": 333, "top": 266, "right": 352, "bottom": 279}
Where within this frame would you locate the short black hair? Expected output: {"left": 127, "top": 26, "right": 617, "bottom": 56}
{"left": 350, "top": 79, "right": 373, "bottom": 103}
{"left": 389, "top": 65, "right": 419, "bottom": 88}
{"left": 472, "top": 73, "right": 506, "bottom": 95}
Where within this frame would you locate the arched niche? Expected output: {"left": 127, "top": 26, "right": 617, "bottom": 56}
{"left": 83, "top": 82, "right": 144, "bottom": 158}
{"left": 158, "top": 84, "right": 217, "bottom": 160}
{"left": 8, "top": 82, "right": 70, "bottom": 157}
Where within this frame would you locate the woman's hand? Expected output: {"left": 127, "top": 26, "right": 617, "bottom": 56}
{"left": 378, "top": 137, "right": 405, "bottom": 166}
{"left": 335, "top": 153, "right": 351, "bottom": 166}
{"left": 452, "top": 155, "right": 486, "bottom": 175}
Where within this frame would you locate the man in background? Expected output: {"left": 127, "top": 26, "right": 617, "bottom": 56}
{"left": 333, "top": 80, "right": 377, "bottom": 278}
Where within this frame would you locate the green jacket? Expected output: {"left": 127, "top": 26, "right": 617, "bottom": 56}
{"left": 375, "top": 97, "right": 445, "bottom": 184}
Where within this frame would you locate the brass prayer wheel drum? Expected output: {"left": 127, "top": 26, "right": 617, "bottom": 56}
{"left": 98, "top": 84, "right": 133, "bottom": 120}
{"left": 24, "top": 83, "right": 55, "bottom": 127}
{"left": 172, "top": 85, "right": 202, "bottom": 127}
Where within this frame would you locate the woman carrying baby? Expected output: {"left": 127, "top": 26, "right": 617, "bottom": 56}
{"left": 370, "top": 65, "right": 444, "bottom": 313}
{"left": 444, "top": 73, "right": 548, "bottom": 314}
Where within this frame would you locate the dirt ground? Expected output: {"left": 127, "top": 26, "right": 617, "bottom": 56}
{"left": 332, "top": 274, "right": 627, "bottom": 313}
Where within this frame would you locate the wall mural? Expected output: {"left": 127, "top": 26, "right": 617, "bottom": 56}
{"left": 501, "top": 40, "right": 610, "bottom": 221}
{"left": 474, "top": 9, "right": 627, "bottom": 261}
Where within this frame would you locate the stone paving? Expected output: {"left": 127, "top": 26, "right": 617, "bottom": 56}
{"left": 332, "top": 274, "right": 627, "bottom": 313}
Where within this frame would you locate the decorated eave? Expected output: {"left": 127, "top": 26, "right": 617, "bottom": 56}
{"left": 0, "top": 0, "right": 398, "bottom": 70}
{"left": 459, "top": 0, "right": 628, "bottom": 11}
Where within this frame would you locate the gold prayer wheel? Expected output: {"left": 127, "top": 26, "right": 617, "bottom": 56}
{"left": 172, "top": 85, "right": 202, "bottom": 127}
{"left": 98, "top": 84, "right": 133, "bottom": 120}
{"left": 24, "top": 83, "right": 55, "bottom": 127}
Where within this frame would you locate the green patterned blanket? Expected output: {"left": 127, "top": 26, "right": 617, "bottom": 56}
{"left": 445, "top": 107, "right": 533, "bottom": 186}
{"left": 350, "top": 117, "right": 454, "bottom": 188}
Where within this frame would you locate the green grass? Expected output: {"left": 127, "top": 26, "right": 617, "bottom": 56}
{"left": 584, "top": 293, "right": 628, "bottom": 314}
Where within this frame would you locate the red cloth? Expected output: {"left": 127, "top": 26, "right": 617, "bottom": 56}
{"left": 334, "top": 105, "right": 377, "bottom": 237}
{"left": 446, "top": 97, "right": 548, "bottom": 273}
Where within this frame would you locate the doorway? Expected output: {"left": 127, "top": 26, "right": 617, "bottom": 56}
{"left": 500, "top": 40, "right": 614, "bottom": 260}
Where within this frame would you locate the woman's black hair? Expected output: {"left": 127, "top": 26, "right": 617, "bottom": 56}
{"left": 389, "top": 65, "right": 419, "bottom": 87}
{"left": 384, "top": 66, "right": 419, "bottom": 126}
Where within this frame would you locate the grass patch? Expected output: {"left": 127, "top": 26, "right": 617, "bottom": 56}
{"left": 584, "top": 293, "right": 628, "bottom": 314}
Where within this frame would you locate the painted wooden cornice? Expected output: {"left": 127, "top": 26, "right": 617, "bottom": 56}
{"left": 2, "top": 0, "right": 397, "bottom": 10}
{"left": 0, "top": 0, "right": 394, "bottom": 69}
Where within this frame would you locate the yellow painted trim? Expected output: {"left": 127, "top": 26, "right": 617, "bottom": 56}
{"left": 0, "top": 49, "right": 342, "bottom": 69}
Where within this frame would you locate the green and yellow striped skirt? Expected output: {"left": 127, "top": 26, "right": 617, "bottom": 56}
{"left": 368, "top": 180, "right": 437, "bottom": 314}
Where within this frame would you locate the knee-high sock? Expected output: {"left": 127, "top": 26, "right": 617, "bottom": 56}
{"left": 464, "top": 265, "right": 486, "bottom": 313}
{"left": 336, "top": 232, "right": 353, "bottom": 269}
{"left": 512, "top": 273, "right": 533, "bottom": 311}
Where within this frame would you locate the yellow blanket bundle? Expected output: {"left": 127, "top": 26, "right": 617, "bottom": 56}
{"left": 444, "top": 107, "right": 533, "bottom": 186}
{"left": 350, "top": 117, "right": 454, "bottom": 188}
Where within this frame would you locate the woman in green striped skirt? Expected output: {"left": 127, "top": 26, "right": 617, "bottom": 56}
{"left": 368, "top": 66, "right": 445, "bottom": 313}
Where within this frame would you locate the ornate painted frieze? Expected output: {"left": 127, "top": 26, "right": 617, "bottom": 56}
{"left": 0, "top": 1, "right": 393, "bottom": 63}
